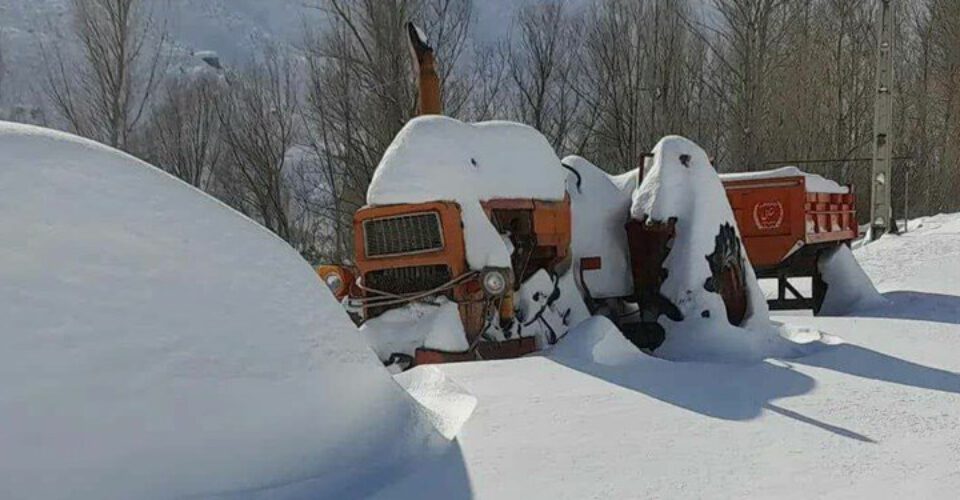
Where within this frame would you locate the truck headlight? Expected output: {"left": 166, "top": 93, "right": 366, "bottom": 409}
{"left": 481, "top": 268, "right": 509, "bottom": 296}
{"left": 315, "top": 265, "right": 354, "bottom": 300}
{"left": 324, "top": 273, "right": 344, "bottom": 294}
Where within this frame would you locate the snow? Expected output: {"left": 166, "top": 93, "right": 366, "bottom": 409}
{"left": 632, "top": 136, "right": 804, "bottom": 361}
{"left": 563, "top": 155, "right": 634, "bottom": 299}
{"left": 548, "top": 316, "right": 648, "bottom": 367}
{"left": 515, "top": 270, "right": 592, "bottom": 347}
{"left": 0, "top": 122, "right": 452, "bottom": 499}
{"left": 7, "top": 114, "right": 959, "bottom": 499}
{"left": 395, "top": 366, "right": 478, "bottom": 440}
{"left": 374, "top": 211, "right": 960, "bottom": 499}
{"left": 361, "top": 299, "right": 470, "bottom": 361}
{"left": 720, "top": 165, "right": 851, "bottom": 194}
{"left": 818, "top": 245, "right": 885, "bottom": 315}
{"left": 368, "top": 115, "right": 567, "bottom": 270}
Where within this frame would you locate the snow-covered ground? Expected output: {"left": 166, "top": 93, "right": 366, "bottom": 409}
{"left": 0, "top": 122, "right": 458, "bottom": 499}
{"left": 389, "top": 216, "right": 960, "bottom": 499}
{"left": 4, "top": 119, "right": 959, "bottom": 499}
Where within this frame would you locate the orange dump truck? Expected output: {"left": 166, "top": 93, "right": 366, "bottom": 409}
{"left": 722, "top": 171, "right": 858, "bottom": 313}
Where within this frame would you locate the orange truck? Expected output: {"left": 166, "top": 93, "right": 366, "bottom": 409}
{"left": 318, "top": 23, "right": 858, "bottom": 367}
{"left": 317, "top": 24, "right": 571, "bottom": 367}
{"left": 722, "top": 173, "right": 858, "bottom": 313}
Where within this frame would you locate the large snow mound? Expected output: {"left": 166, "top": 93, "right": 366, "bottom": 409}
{"left": 0, "top": 122, "right": 447, "bottom": 499}
{"left": 367, "top": 116, "right": 568, "bottom": 269}
{"left": 632, "top": 136, "right": 813, "bottom": 361}
{"left": 720, "top": 166, "right": 850, "bottom": 194}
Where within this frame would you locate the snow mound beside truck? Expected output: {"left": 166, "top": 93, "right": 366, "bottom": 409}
{"left": 631, "top": 136, "right": 815, "bottom": 361}
{"left": 0, "top": 122, "right": 451, "bottom": 499}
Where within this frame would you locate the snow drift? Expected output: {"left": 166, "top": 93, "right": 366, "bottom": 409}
{"left": 818, "top": 245, "right": 886, "bottom": 315}
{"left": 632, "top": 136, "right": 812, "bottom": 361}
{"left": 0, "top": 122, "right": 449, "bottom": 499}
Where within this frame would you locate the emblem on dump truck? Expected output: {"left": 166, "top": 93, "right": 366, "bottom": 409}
{"left": 753, "top": 201, "right": 785, "bottom": 230}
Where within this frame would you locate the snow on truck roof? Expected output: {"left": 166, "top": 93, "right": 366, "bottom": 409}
{"left": 368, "top": 115, "right": 568, "bottom": 205}
{"left": 368, "top": 115, "right": 568, "bottom": 270}
{"left": 720, "top": 166, "right": 850, "bottom": 194}
{"left": 0, "top": 122, "right": 448, "bottom": 498}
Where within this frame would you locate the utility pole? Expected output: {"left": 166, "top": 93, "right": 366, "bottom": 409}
{"left": 870, "top": 0, "right": 896, "bottom": 240}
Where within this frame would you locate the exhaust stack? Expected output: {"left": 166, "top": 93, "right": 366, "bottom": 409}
{"left": 407, "top": 22, "right": 442, "bottom": 116}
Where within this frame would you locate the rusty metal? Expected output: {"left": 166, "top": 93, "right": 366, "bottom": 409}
{"left": 723, "top": 174, "right": 858, "bottom": 313}
{"left": 407, "top": 23, "right": 442, "bottom": 116}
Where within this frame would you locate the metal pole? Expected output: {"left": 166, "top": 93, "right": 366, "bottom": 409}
{"left": 870, "top": 0, "right": 896, "bottom": 240}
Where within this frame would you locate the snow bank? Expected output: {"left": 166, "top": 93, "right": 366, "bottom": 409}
{"left": 361, "top": 299, "right": 470, "bottom": 362}
{"left": 0, "top": 122, "right": 447, "bottom": 499}
{"left": 395, "top": 366, "right": 478, "bottom": 440}
{"left": 632, "top": 136, "right": 805, "bottom": 362}
{"left": 368, "top": 116, "right": 568, "bottom": 269}
{"left": 720, "top": 166, "right": 850, "bottom": 194}
{"left": 818, "top": 245, "right": 886, "bottom": 315}
{"left": 548, "top": 316, "right": 648, "bottom": 367}
{"left": 563, "top": 155, "right": 634, "bottom": 299}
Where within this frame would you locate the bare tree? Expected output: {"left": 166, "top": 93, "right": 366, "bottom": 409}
{"left": 145, "top": 76, "right": 226, "bottom": 191}
{"left": 704, "top": 0, "right": 797, "bottom": 171}
{"left": 300, "top": 0, "right": 474, "bottom": 262}
{"left": 217, "top": 50, "right": 302, "bottom": 246}
{"left": 508, "top": 1, "right": 584, "bottom": 152}
{"left": 41, "top": 0, "right": 167, "bottom": 150}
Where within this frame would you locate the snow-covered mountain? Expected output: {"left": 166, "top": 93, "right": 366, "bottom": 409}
{"left": 0, "top": 0, "right": 551, "bottom": 107}
{"left": 0, "top": 0, "right": 318, "bottom": 104}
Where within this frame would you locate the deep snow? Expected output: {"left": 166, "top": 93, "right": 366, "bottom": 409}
{"left": 0, "top": 122, "right": 453, "bottom": 499}
{"left": 400, "top": 219, "right": 960, "bottom": 499}
{"left": 4, "top": 118, "right": 960, "bottom": 499}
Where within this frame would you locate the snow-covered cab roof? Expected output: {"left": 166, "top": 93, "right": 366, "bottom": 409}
{"left": 367, "top": 115, "right": 568, "bottom": 205}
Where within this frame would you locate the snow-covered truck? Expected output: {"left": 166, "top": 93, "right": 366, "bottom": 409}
{"left": 318, "top": 25, "right": 576, "bottom": 368}
{"left": 318, "top": 23, "right": 859, "bottom": 366}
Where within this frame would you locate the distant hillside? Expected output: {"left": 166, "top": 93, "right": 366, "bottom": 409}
{"left": 0, "top": 0, "right": 558, "bottom": 109}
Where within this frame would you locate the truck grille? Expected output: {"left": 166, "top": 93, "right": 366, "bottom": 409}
{"left": 363, "top": 212, "right": 444, "bottom": 258}
{"left": 365, "top": 265, "right": 453, "bottom": 296}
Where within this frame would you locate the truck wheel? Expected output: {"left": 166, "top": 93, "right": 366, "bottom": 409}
{"left": 705, "top": 223, "right": 748, "bottom": 326}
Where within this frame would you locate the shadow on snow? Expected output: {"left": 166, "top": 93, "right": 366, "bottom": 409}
{"left": 550, "top": 336, "right": 960, "bottom": 444}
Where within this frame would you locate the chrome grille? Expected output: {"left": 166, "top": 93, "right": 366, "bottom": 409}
{"left": 363, "top": 212, "right": 444, "bottom": 258}
{"left": 365, "top": 265, "right": 453, "bottom": 296}
{"left": 365, "top": 265, "right": 453, "bottom": 317}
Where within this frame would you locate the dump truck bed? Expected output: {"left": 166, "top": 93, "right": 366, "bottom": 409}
{"left": 722, "top": 175, "right": 858, "bottom": 269}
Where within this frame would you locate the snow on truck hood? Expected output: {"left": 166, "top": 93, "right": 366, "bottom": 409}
{"left": 0, "top": 122, "right": 449, "bottom": 499}
{"left": 368, "top": 116, "right": 568, "bottom": 269}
